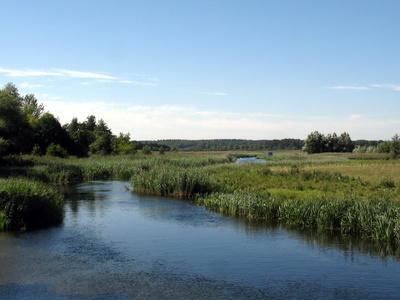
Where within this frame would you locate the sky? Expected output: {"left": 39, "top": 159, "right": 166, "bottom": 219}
{"left": 1, "top": 0, "right": 399, "bottom": 141}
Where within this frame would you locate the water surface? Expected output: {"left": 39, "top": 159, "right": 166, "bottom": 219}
{"left": 1, "top": 181, "right": 399, "bottom": 299}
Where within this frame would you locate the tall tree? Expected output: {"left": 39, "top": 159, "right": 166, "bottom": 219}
{"left": 303, "top": 131, "right": 326, "bottom": 154}
{"left": 0, "top": 86, "right": 32, "bottom": 155}
{"left": 32, "top": 113, "right": 71, "bottom": 155}
{"left": 89, "top": 119, "right": 113, "bottom": 155}
{"left": 391, "top": 134, "right": 400, "bottom": 159}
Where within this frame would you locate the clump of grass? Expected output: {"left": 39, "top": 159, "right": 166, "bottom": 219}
{"left": 380, "top": 177, "right": 395, "bottom": 188}
{"left": 131, "top": 166, "right": 214, "bottom": 198}
{"left": 0, "top": 178, "right": 64, "bottom": 230}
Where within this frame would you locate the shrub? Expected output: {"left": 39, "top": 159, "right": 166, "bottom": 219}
{"left": 46, "top": 143, "right": 68, "bottom": 158}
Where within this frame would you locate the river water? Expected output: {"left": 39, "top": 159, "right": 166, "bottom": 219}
{"left": 1, "top": 180, "right": 400, "bottom": 299}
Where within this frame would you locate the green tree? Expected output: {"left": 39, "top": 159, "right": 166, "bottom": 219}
{"left": 0, "top": 87, "right": 32, "bottom": 155}
{"left": 32, "top": 113, "right": 71, "bottom": 155}
{"left": 112, "top": 133, "right": 136, "bottom": 155}
{"left": 65, "top": 117, "right": 94, "bottom": 157}
{"left": 159, "top": 146, "right": 165, "bottom": 155}
{"left": 376, "top": 141, "right": 391, "bottom": 153}
{"left": 390, "top": 134, "right": 400, "bottom": 159}
{"left": 303, "top": 131, "right": 326, "bottom": 154}
{"left": 141, "top": 145, "right": 152, "bottom": 155}
{"left": 46, "top": 143, "right": 68, "bottom": 158}
{"left": 89, "top": 119, "right": 113, "bottom": 155}
{"left": 22, "top": 93, "right": 44, "bottom": 120}
{"left": 337, "top": 132, "right": 355, "bottom": 152}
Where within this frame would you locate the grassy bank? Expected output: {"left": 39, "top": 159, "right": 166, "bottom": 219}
{"left": 0, "top": 178, "right": 64, "bottom": 230}
{"left": 2, "top": 151, "right": 400, "bottom": 242}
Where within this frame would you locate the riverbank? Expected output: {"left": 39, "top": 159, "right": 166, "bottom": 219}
{"left": 1, "top": 151, "right": 400, "bottom": 242}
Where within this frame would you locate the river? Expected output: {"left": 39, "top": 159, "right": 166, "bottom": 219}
{"left": 1, "top": 180, "right": 399, "bottom": 299}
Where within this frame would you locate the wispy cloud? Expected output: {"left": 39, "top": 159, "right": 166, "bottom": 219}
{"left": 349, "top": 114, "right": 362, "bottom": 121}
{"left": 201, "top": 92, "right": 229, "bottom": 96}
{"left": 0, "top": 67, "right": 158, "bottom": 86}
{"left": 371, "top": 84, "right": 400, "bottom": 91}
{"left": 327, "top": 86, "right": 369, "bottom": 90}
{"left": 327, "top": 84, "right": 400, "bottom": 91}
{"left": 118, "top": 80, "right": 158, "bottom": 86}
{"left": 19, "top": 83, "right": 42, "bottom": 88}
{"left": 0, "top": 67, "right": 116, "bottom": 79}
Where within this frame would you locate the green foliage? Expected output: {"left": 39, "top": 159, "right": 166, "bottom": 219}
{"left": 157, "top": 138, "right": 304, "bottom": 151}
{"left": 0, "top": 86, "right": 32, "bottom": 155}
{"left": 0, "top": 178, "right": 64, "bottom": 230}
{"left": 303, "top": 131, "right": 354, "bottom": 154}
{"left": 46, "top": 143, "right": 68, "bottom": 158}
{"left": 31, "top": 144, "right": 43, "bottom": 156}
{"left": 112, "top": 133, "right": 136, "bottom": 155}
{"left": 377, "top": 141, "right": 391, "bottom": 153}
{"left": 32, "top": 113, "right": 72, "bottom": 155}
{"left": 141, "top": 145, "right": 152, "bottom": 155}
{"left": 131, "top": 166, "right": 214, "bottom": 198}
{"left": 390, "top": 134, "right": 400, "bottom": 159}
{"left": 89, "top": 119, "right": 113, "bottom": 155}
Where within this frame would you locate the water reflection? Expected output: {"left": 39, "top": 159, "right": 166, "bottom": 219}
{"left": 2, "top": 180, "right": 396, "bottom": 299}
{"left": 236, "top": 157, "right": 267, "bottom": 163}
{"left": 60, "top": 181, "right": 400, "bottom": 261}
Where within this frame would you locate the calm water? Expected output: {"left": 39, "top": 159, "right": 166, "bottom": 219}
{"left": 1, "top": 180, "right": 400, "bottom": 299}
{"left": 236, "top": 157, "right": 267, "bottom": 163}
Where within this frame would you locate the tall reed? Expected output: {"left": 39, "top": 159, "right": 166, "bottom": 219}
{"left": 198, "top": 192, "right": 400, "bottom": 243}
{"left": 131, "top": 166, "right": 214, "bottom": 198}
{"left": 0, "top": 178, "right": 64, "bottom": 230}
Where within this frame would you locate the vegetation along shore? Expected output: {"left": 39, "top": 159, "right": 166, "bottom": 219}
{"left": 1, "top": 82, "right": 400, "bottom": 245}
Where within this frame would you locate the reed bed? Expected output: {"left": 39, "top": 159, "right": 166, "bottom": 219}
{"left": 197, "top": 192, "right": 400, "bottom": 243}
{"left": 26, "top": 154, "right": 234, "bottom": 183}
{"left": 0, "top": 178, "right": 64, "bottom": 230}
{"left": 131, "top": 166, "right": 214, "bottom": 198}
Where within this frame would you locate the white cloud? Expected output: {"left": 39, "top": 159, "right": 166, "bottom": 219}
{"left": 0, "top": 67, "right": 63, "bottom": 77}
{"left": 118, "top": 80, "right": 158, "bottom": 86}
{"left": 0, "top": 67, "right": 158, "bottom": 86}
{"left": 19, "top": 83, "right": 42, "bottom": 88}
{"left": 327, "top": 86, "right": 369, "bottom": 90}
{"left": 201, "top": 92, "right": 229, "bottom": 96}
{"left": 57, "top": 69, "right": 117, "bottom": 80}
{"left": 349, "top": 114, "right": 362, "bottom": 121}
{"left": 371, "top": 84, "right": 400, "bottom": 91}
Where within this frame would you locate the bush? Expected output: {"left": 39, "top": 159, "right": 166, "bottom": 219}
{"left": 46, "top": 143, "right": 68, "bottom": 158}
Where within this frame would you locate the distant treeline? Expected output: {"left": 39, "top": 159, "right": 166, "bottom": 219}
{"left": 146, "top": 138, "right": 389, "bottom": 152}
{"left": 148, "top": 139, "right": 305, "bottom": 151}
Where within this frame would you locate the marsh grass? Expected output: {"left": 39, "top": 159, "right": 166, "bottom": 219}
{"left": 198, "top": 192, "right": 400, "bottom": 242}
{"left": 4, "top": 151, "right": 400, "bottom": 241}
{"left": 131, "top": 166, "right": 214, "bottom": 198}
{"left": 0, "top": 178, "right": 64, "bottom": 230}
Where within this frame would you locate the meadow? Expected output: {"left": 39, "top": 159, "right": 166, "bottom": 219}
{"left": 1, "top": 151, "right": 400, "bottom": 242}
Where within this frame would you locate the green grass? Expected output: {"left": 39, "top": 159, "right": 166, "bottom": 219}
{"left": 0, "top": 178, "right": 64, "bottom": 230}
{"left": 197, "top": 192, "right": 400, "bottom": 241}
{"left": 3, "top": 150, "right": 400, "bottom": 242}
{"left": 131, "top": 166, "right": 214, "bottom": 198}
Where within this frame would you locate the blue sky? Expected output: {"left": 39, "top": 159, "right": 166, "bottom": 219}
{"left": 1, "top": 1, "right": 399, "bottom": 140}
